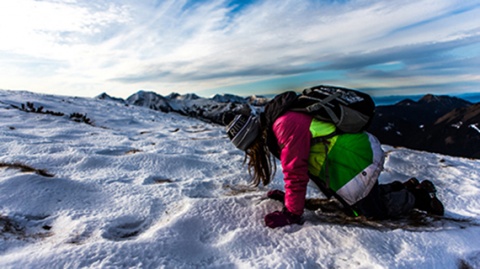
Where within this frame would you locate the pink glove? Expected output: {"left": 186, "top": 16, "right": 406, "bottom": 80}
{"left": 264, "top": 207, "right": 303, "bottom": 228}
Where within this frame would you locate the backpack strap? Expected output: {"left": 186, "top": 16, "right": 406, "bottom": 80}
{"left": 298, "top": 91, "right": 343, "bottom": 124}
{"left": 309, "top": 173, "right": 359, "bottom": 217}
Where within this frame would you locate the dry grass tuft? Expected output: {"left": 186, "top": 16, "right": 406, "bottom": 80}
{"left": 0, "top": 162, "right": 54, "bottom": 177}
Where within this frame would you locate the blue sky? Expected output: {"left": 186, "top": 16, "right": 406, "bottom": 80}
{"left": 0, "top": 0, "right": 479, "bottom": 99}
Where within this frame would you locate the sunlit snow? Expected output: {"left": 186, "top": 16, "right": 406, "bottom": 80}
{"left": 1, "top": 90, "right": 479, "bottom": 268}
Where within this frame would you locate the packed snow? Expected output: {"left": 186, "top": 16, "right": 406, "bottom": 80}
{"left": 1, "top": 89, "right": 480, "bottom": 268}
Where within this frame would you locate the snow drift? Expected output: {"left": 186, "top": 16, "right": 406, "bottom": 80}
{"left": 0, "top": 89, "right": 479, "bottom": 268}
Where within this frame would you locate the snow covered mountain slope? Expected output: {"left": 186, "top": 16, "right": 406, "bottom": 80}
{"left": 1, "top": 89, "right": 479, "bottom": 268}
{"left": 121, "top": 90, "right": 264, "bottom": 125}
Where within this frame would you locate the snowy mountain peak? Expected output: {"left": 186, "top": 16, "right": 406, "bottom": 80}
{"left": 166, "top": 92, "right": 201, "bottom": 100}
{"left": 96, "top": 92, "right": 125, "bottom": 103}
{"left": 125, "top": 91, "right": 170, "bottom": 111}
{"left": 211, "top": 93, "right": 249, "bottom": 104}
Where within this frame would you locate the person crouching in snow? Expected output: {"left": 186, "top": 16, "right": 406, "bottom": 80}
{"left": 225, "top": 109, "right": 445, "bottom": 229}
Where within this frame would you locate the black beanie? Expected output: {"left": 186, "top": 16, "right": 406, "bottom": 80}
{"left": 226, "top": 114, "right": 261, "bottom": 151}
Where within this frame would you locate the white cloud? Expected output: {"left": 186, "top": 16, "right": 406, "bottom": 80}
{"left": 0, "top": 0, "right": 479, "bottom": 98}
{"left": 0, "top": 0, "right": 129, "bottom": 56}
{"left": 122, "top": 1, "right": 472, "bottom": 73}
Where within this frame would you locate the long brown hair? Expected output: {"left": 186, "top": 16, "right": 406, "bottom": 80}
{"left": 244, "top": 130, "right": 276, "bottom": 186}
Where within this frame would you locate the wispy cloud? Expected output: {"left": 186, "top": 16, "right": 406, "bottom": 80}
{"left": 0, "top": 0, "right": 479, "bottom": 98}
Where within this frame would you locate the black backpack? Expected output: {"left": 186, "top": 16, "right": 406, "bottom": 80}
{"left": 264, "top": 85, "right": 375, "bottom": 135}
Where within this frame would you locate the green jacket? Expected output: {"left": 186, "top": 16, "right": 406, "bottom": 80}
{"left": 308, "top": 119, "right": 384, "bottom": 205}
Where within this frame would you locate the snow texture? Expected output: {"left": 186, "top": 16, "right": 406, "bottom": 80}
{"left": 0, "top": 89, "right": 479, "bottom": 269}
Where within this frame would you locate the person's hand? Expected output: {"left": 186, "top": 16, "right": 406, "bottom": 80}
{"left": 264, "top": 207, "right": 303, "bottom": 228}
{"left": 267, "top": 189, "right": 285, "bottom": 203}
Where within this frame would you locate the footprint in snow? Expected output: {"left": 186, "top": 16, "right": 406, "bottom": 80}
{"left": 102, "top": 216, "right": 149, "bottom": 241}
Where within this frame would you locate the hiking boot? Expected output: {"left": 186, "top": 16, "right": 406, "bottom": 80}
{"left": 412, "top": 180, "right": 445, "bottom": 216}
{"left": 403, "top": 177, "right": 420, "bottom": 192}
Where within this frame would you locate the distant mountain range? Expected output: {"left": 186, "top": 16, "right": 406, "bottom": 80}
{"left": 368, "top": 94, "right": 480, "bottom": 158}
{"left": 97, "top": 91, "right": 480, "bottom": 159}
{"left": 371, "top": 92, "right": 480, "bottom": 106}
